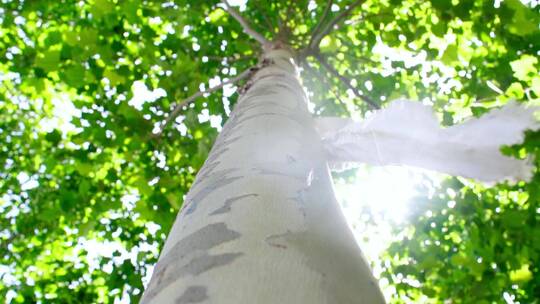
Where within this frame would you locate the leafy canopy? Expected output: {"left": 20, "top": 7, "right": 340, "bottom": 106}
{"left": 0, "top": 0, "right": 539, "bottom": 303}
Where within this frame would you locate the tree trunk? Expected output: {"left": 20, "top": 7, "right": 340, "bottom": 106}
{"left": 141, "top": 48, "right": 386, "bottom": 304}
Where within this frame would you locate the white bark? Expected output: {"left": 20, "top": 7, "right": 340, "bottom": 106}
{"left": 141, "top": 49, "right": 385, "bottom": 303}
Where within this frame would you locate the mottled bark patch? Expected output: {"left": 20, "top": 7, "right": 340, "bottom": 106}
{"left": 196, "top": 168, "right": 237, "bottom": 185}
{"left": 265, "top": 232, "right": 291, "bottom": 250}
{"left": 285, "top": 168, "right": 316, "bottom": 218}
{"left": 175, "top": 223, "right": 240, "bottom": 256}
{"left": 286, "top": 154, "right": 296, "bottom": 163}
{"left": 211, "top": 135, "right": 243, "bottom": 156}
{"left": 141, "top": 223, "right": 242, "bottom": 302}
{"left": 204, "top": 147, "right": 229, "bottom": 163}
{"left": 176, "top": 286, "right": 208, "bottom": 303}
{"left": 255, "top": 167, "right": 307, "bottom": 181}
{"left": 180, "top": 252, "right": 243, "bottom": 275}
{"left": 184, "top": 175, "right": 243, "bottom": 215}
{"left": 193, "top": 162, "right": 221, "bottom": 183}
{"left": 209, "top": 193, "right": 258, "bottom": 215}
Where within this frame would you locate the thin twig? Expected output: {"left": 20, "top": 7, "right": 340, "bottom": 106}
{"left": 283, "top": 2, "right": 296, "bottom": 28}
{"left": 309, "top": 0, "right": 364, "bottom": 50}
{"left": 204, "top": 54, "right": 255, "bottom": 64}
{"left": 220, "top": 1, "right": 270, "bottom": 47}
{"left": 275, "top": 3, "right": 295, "bottom": 42}
{"left": 347, "top": 11, "right": 394, "bottom": 26}
{"left": 302, "top": 59, "right": 347, "bottom": 108}
{"left": 338, "top": 39, "right": 378, "bottom": 64}
{"left": 155, "top": 67, "right": 257, "bottom": 137}
{"left": 474, "top": 95, "right": 498, "bottom": 104}
{"left": 315, "top": 53, "right": 379, "bottom": 110}
{"left": 308, "top": 0, "right": 333, "bottom": 48}
{"left": 254, "top": 1, "right": 277, "bottom": 34}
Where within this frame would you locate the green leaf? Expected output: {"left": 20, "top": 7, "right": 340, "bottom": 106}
{"left": 90, "top": 0, "right": 115, "bottom": 19}
{"left": 61, "top": 65, "right": 86, "bottom": 88}
{"left": 35, "top": 49, "right": 61, "bottom": 72}
{"left": 208, "top": 9, "right": 225, "bottom": 23}
{"left": 45, "top": 31, "right": 62, "bottom": 46}
{"left": 432, "top": 22, "right": 447, "bottom": 37}
{"left": 60, "top": 190, "right": 78, "bottom": 212}
{"left": 510, "top": 55, "right": 538, "bottom": 81}
{"left": 505, "top": 82, "right": 525, "bottom": 99}
{"left": 505, "top": 0, "right": 539, "bottom": 36}
{"left": 75, "top": 161, "right": 93, "bottom": 176}
{"left": 45, "top": 130, "right": 62, "bottom": 145}
{"left": 118, "top": 102, "right": 142, "bottom": 122}
{"left": 441, "top": 44, "right": 458, "bottom": 65}
{"left": 104, "top": 69, "right": 126, "bottom": 86}
{"left": 510, "top": 264, "right": 533, "bottom": 283}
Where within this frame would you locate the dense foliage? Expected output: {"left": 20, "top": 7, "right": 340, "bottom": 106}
{"left": 0, "top": 0, "right": 539, "bottom": 303}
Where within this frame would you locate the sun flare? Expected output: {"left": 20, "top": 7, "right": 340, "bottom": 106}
{"left": 335, "top": 165, "right": 436, "bottom": 261}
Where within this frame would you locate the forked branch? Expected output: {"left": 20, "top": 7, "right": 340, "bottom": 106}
{"left": 221, "top": 1, "right": 270, "bottom": 47}
{"left": 308, "top": 0, "right": 333, "bottom": 49}
{"left": 315, "top": 53, "right": 379, "bottom": 110}
{"left": 155, "top": 67, "right": 256, "bottom": 137}
{"left": 309, "top": 0, "right": 364, "bottom": 50}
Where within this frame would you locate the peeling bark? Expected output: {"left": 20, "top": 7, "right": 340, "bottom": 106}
{"left": 176, "top": 286, "right": 208, "bottom": 303}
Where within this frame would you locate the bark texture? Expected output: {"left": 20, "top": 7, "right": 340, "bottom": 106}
{"left": 141, "top": 48, "right": 385, "bottom": 304}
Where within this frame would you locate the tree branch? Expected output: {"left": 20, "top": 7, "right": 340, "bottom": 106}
{"left": 302, "top": 59, "right": 347, "bottom": 108}
{"left": 276, "top": 2, "right": 295, "bottom": 41}
{"left": 309, "top": 0, "right": 364, "bottom": 50}
{"left": 220, "top": 1, "right": 270, "bottom": 47}
{"left": 308, "top": 0, "right": 333, "bottom": 49}
{"left": 315, "top": 53, "right": 379, "bottom": 110}
{"left": 254, "top": 1, "right": 277, "bottom": 34}
{"left": 204, "top": 53, "right": 256, "bottom": 64}
{"left": 155, "top": 67, "right": 256, "bottom": 137}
